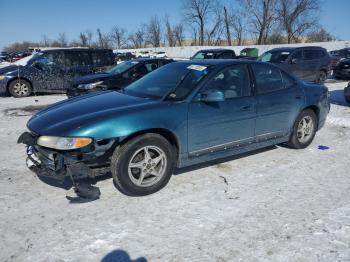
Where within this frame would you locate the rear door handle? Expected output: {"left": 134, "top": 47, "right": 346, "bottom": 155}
{"left": 295, "top": 96, "right": 302, "bottom": 100}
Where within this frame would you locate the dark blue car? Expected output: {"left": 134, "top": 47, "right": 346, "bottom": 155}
{"left": 18, "top": 60, "right": 330, "bottom": 198}
{"left": 0, "top": 48, "right": 114, "bottom": 97}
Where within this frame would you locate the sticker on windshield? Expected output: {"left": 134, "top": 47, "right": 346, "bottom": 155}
{"left": 187, "top": 65, "right": 207, "bottom": 71}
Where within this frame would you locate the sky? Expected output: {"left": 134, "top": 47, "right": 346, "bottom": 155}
{"left": 0, "top": 0, "right": 349, "bottom": 51}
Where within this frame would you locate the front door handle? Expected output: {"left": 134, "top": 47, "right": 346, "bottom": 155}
{"left": 240, "top": 105, "right": 251, "bottom": 111}
{"left": 295, "top": 96, "right": 302, "bottom": 99}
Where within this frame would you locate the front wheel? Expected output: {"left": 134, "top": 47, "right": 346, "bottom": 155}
{"left": 316, "top": 70, "right": 327, "bottom": 84}
{"left": 287, "top": 109, "right": 317, "bottom": 149}
{"left": 111, "top": 133, "right": 175, "bottom": 196}
{"left": 8, "top": 79, "right": 32, "bottom": 98}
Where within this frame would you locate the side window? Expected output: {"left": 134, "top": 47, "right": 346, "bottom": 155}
{"left": 65, "top": 51, "right": 86, "bottom": 67}
{"left": 92, "top": 51, "right": 112, "bottom": 66}
{"left": 291, "top": 50, "right": 302, "bottom": 61}
{"left": 221, "top": 52, "right": 234, "bottom": 59}
{"left": 303, "top": 49, "right": 319, "bottom": 60}
{"left": 281, "top": 71, "right": 296, "bottom": 89}
{"left": 252, "top": 64, "right": 284, "bottom": 94}
{"left": 202, "top": 65, "right": 251, "bottom": 99}
{"left": 37, "top": 51, "right": 64, "bottom": 66}
{"left": 144, "top": 63, "right": 158, "bottom": 72}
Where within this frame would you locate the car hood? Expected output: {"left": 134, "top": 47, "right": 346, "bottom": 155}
{"left": 75, "top": 72, "right": 117, "bottom": 85}
{"left": 28, "top": 91, "right": 157, "bottom": 136}
{"left": 0, "top": 65, "right": 19, "bottom": 75}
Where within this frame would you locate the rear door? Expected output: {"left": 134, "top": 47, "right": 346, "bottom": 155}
{"left": 187, "top": 64, "right": 256, "bottom": 155}
{"left": 252, "top": 63, "right": 304, "bottom": 140}
{"left": 302, "top": 49, "right": 320, "bottom": 81}
{"left": 287, "top": 50, "right": 306, "bottom": 80}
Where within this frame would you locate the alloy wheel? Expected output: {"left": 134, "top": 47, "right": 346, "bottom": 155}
{"left": 13, "top": 82, "right": 29, "bottom": 96}
{"left": 297, "top": 116, "right": 314, "bottom": 144}
{"left": 128, "top": 146, "right": 167, "bottom": 187}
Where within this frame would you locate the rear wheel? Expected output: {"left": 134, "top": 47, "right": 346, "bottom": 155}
{"left": 111, "top": 133, "right": 175, "bottom": 196}
{"left": 8, "top": 79, "right": 32, "bottom": 98}
{"left": 287, "top": 109, "right": 317, "bottom": 149}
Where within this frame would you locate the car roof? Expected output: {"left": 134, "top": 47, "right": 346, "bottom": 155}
{"left": 196, "top": 49, "right": 234, "bottom": 53}
{"left": 132, "top": 58, "right": 173, "bottom": 62}
{"left": 269, "top": 46, "right": 325, "bottom": 53}
{"left": 42, "top": 48, "right": 112, "bottom": 53}
{"left": 173, "top": 59, "right": 263, "bottom": 67}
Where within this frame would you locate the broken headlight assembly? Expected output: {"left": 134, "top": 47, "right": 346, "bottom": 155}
{"left": 37, "top": 136, "right": 93, "bottom": 150}
{"left": 77, "top": 81, "right": 104, "bottom": 90}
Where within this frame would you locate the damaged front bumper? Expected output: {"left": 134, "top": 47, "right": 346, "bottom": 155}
{"left": 18, "top": 131, "right": 115, "bottom": 188}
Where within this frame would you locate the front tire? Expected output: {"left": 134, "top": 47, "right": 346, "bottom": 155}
{"left": 316, "top": 70, "right": 327, "bottom": 84}
{"left": 287, "top": 109, "right": 317, "bottom": 149}
{"left": 8, "top": 79, "right": 32, "bottom": 98}
{"left": 111, "top": 133, "right": 175, "bottom": 196}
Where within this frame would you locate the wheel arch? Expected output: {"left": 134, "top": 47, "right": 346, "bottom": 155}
{"left": 7, "top": 77, "right": 33, "bottom": 93}
{"left": 301, "top": 105, "right": 320, "bottom": 126}
{"left": 118, "top": 128, "right": 180, "bottom": 162}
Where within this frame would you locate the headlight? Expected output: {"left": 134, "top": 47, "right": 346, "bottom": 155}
{"left": 37, "top": 136, "right": 93, "bottom": 150}
{"left": 77, "top": 81, "right": 104, "bottom": 90}
{"left": 0, "top": 75, "right": 5, "bottom": 80}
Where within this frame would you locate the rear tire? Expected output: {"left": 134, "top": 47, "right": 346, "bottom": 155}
{"left": 287, "top": 109, "right": 317, "bottom": 149}
{"left": 8, "top": 79, "right": 32, "bottom": 98}
{"left": 111, "top": 133, "right": 175, "bottom": 196}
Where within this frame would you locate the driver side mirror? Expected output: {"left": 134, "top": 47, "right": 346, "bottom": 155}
{"left": 32, "top": 61, "right": 44, "bottom": 70}
{"left": 291, "top": 58, "right": 299, "bottom": 64}
{"left": 198, "top": 90, "right": 225, "bottom": 102}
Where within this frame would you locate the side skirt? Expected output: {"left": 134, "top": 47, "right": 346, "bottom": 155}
{"left": 177, "top": 136, "right": 289, "bottom": 168}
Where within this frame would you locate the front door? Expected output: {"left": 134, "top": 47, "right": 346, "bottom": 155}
{"left": 188, "top": 65, "right": 256, "bottom": 156}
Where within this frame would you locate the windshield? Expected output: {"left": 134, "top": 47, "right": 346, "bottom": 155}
{"left": 105, "top": 60, "right": 139, "bottom": 74}
{"left": 258, "top": 50, "right": 291, "bottom": 63}
{"left": 124, "top": 63, "right": 211, "bottom": 100}
{"left": 192, "top": 51, "right": 220, "bottom": 60}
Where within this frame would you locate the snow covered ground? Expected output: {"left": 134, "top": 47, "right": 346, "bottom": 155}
{"left": 0, "top": 81, "right": 349, "bottom": 262}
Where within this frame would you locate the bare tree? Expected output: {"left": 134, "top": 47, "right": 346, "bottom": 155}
{"left": 173, "top": 23, "right": 185, "bottom": 46}
{"left": 182, "top": 0, "right": 214, "bottom": 46}
{"left": 79, "top": 32, "right": 88, "bottom": 46}
{"left": 96, "top": 28, "right": 111, "bottom": 48}
{"left": 231, "top": 9, "right": 246, "bottom": 45}
{"left": 165, "top": 16, "right": 176, "bottom": 47}
{"left": 206, "top": 2, "right": 224, "bottom": 45}
{"left": 41, "top": 34, "right": 50, "bottom": 47}
{"left": 57, "top": 33, "right": 67, "bottom": 47}
{"left": 241, "top": 0, "right": 276, "bottom": 44}
{"left": 223, "top": 6, "right": 232, "bottom": 46}
{"left": 110, "top": 26, "right": 127, "bottom": 49}
{"left": 85, "top": 30, "right": 93, "bottom": 47}
{"left": 146, "top": 16, "right": 162, "bottom": 47}
{"left": 128, "top": 26, "right": 146, "bottom": 48}
{"left": 277, "top": 0, "right": 319, "bottom": 43}
{"left": 306, "top": 27, "right": 334, "bottom": 42}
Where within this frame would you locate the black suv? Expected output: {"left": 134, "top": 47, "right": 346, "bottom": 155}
{"left": 0, "top": 48, "right": 114, "bottom": 97}
{"left": 258, "top": 46, "right": 331, "bottom": 83}
{"left": 67, "top": 58, "right": 174, "bottom": 97}
{"left": 191, "top": 49, "right": 236, "bottom": 60}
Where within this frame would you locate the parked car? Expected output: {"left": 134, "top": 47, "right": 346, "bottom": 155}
{"left": 67, "top": 58, "right": 174, "bottom": 97}
{"left": 191, "top": 49, "right": 236, "bottom": 60}
{"left": 152, "top": 51, "right": 168, "bottom": 58}
{"left": 18, "top": 60, "right": 330, "bottom": 199}
{"left": 9, "top": 52, "right": 32, "bottom": 62}
{"left": 258, "top": 46, "right": 331, "bottom": 83}
{"left": 333, "top": 58, "right": 350, "bottom": 80}
{"left": 136, "top": 51, "right": 151, "bottom": 58}
{"left": 344, "top": 82, "right": 350, "bottom": 103}
{"left": 0, "top": 48, "right": 114, "bottom": 97}
{"left": 115, "top": 52, "right": 135, "bottom": 63}
{"left": 329, "top": 48, "right": 350, "bottom": 69}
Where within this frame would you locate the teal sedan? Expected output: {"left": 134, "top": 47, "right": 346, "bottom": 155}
{"left": 18, "top": 60, "right": 330, "bottom": 199}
